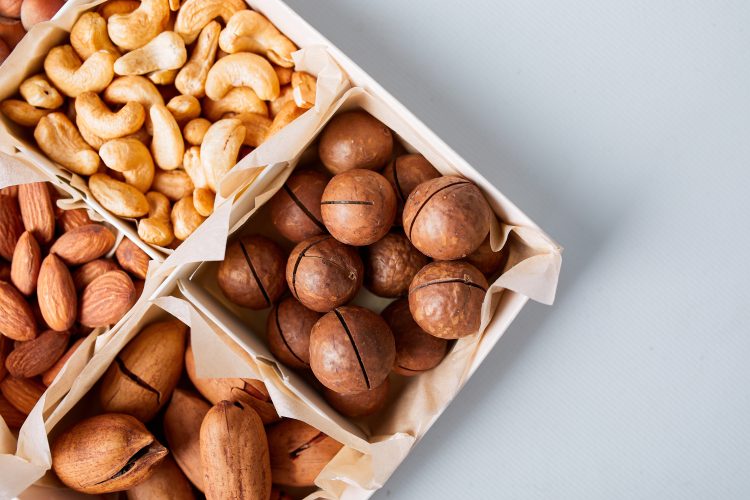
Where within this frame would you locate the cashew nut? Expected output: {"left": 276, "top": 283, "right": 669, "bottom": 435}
{"left": 274, "top": 64, "right": 293, "bottom": 85}
{"left": 193, "top": 187, "right": 215, "bottom": 217}
{"left": 150, "top": 104, "right": 184, "bottom": 170}
{"left": 292, "top": 71, "right": 316, "bottom": 109}
{"left": 203, "top": 86, "right": 267, "bottom": 121}
{"left": 107, "top": 0, "right": 170, "bottom": 51}
{"left": 89, "top": 173, "right": 149, "bottom": 218}
{"left": 44, "top": 46, "right": 116, "bottom": 98}
{"left": 183, "top": 118, "right": 210, "bottom": 146}
{"left": 98, "top": 0, "right": 139, "bottom": 20}
{"left": 173, "top": 0, "right": 246, "bottom": 44}
{"left": 75, "top": 92, "right": 145, "bottom": 140}
{"left": 171, "top": 194, "right": 205, "bottom": 240}
{"left": 114, "top": 31, "right": 187, "bottom": 76}
{"left": 76, "top": 114, "right": 106, "bottom": 150}
{"left": 166, "top": 94, "right": 201, "bottom": 126}
{"left": 71, "top": 12, "right": 120, "bottom": 60}
{"left": 122, "top": 156, "right": 155, "bottom": 193}
{"left": 103, "top": 75, "right": 164, "bottom": 134}
{"left": 152, "top": 168, "right": 194, "bottom": 201}
{"left": 169, "top": 0, "right": 180, "bottom": 11}
{"left": 174, "top": 21, "right": 220, "bottom": 97}
{"left": 219, "top": 10, "right": 298, "bottom": 68}
{"left": 138, "top": 191, "right": 174, "bottom": 246}
{"left": 1, "top": 99, "right": 52, "bottom": 127}
{"left": 182, "top": 146, "right": 207, "bottom": 189}
{"left": 269, "top": 85, "right": 294, "bottom": 117}
{"left": 100, "top": 138, "right": 154, "bottom": 173}
{"left": 233, "top": 112, "right": 272, "bottom": 147}
{"left": 19, "top": 75, "right": 63, "bottom": 109}
{"left": 205, "top": 52, "right": 279, "bottom": 101}
{"left": 34, "top": 113, "right": 100, "bottom": 175}
{"left": 147, "top": 69, "right": 178, "bottom": 85}
{"left": 145, "top": 191, "right": 171, "bottom": 220}
{"left": 266, "top": 100, "right": 306, "bottom": 140}
{"left": 200, "top": 118, "right": 245, "bottom": 192}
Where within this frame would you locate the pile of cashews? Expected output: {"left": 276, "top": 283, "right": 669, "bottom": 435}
{"left": 1, "top": 0, "right": 317, "bottom": 248}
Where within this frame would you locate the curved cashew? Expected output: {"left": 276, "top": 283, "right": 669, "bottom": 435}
{"left": 152, "top": 168, "right": 194, "bottom": 201}
{"left": 175, "top": 21, "right": 220, "bottom": 97}
{"left": 200, "top": 118, "right": 245, "bottom": 192}
{"left": 193, "top": 187, "right": 215, "bottom": 217}
{"left": 274, "top": 64, "right": 293, "bottom": 85}
{"left": 19, "top": 75, "right": 63, "bottom": 110}
{"left": 100, "top": 138, "right": 154, "bottom": 173}
{"left": 205, "top": 52, "right": 279, "bottom": 101}
{"left": 107, "top": 0, "right": 170, "bottom": 51}
{"left": 1, "top": 99, "right": 52, "bottom": 127}
{"left": 183, "top": 118, "right": 211, "bottom": 146}
{"left": 76, "top": 114, "right": 106, "bottom": 150}
{"left": 89, "top": 173, "right": 149, "bottom": 218}
{"left": 103, "top": 75, "right": 164, "bottom": 134}
{"left": 266, "top": 100, "right": 306, "bottom": 140}
{"left": 98, "top": 1, "right": 139, "bottom": 20}
{"left": 44, "top": 46, "right": 116, "bottom": 98}
{"left": 145, "top": 191, "right": 171, "bottom": 220}
{"left": 203, "top": 86, "right": 267, "bottom": 121}
{"left": 182, "top": 146, "right": 207, "bottom": 189}
{"left": 269, "top": 85, "right": 294, "bottom": 117}
{"left": 173, "top": 0, "right": 246, "bottom": 44}
{"left": 138, "top": 191, "right": 174, "bottom": 246}
{"left": 34, "top": 113, "right": 100, "bottom": 175}
{"left": 114, "top": 31, "right": 187, "bottom": 76}
{"left": 166, "top": 95, "right": 201, "bottom": 126}
{"left": 122, "top": 157, "right": 155, "bottom": 193}
{"left": 147, "top": 69, "right": 178, "bottom": 85}
{"left": 233, "top": 112, "right": 272, "bottom": 147}
{"left": 219, "top": 10, "right": 297, "bottom": 68}
{"left": 71, "top": 12, "right": 120, "bottom": 60}
{"left": 292, "top": 71, "right": 316, "bottom": 109}
{"left": 150, "top": 104, "right": 184, "bottom": 170}
{"left": 75, "top": 92, "right": 145, "bottom": 140}
{"left": 169, "top": 0, "right": 180, "bottom": 11}
{"left": 171, "top": 194, "right": 205, "bottom": 240}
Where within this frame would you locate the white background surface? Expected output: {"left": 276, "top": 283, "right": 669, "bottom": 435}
{"left": 284, "top": 1, "right": 750, "bottom": 498}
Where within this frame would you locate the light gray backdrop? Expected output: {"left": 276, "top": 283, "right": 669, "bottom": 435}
{"left": 283, "top": 1, "right": 750, "bottom": 498}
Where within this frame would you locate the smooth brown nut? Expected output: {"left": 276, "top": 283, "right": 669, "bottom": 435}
{"left": 0, "top": 393, "right": 25, "bottom": 429}
{"left": 42, "top": 337, "right": 86, "bottom": 386}
{"left": 310, "top": 305, "right": 395, "bottom": 394}
{"left": 0, "top": 281, "right": 36, "bottom": 340}
{"left": 51, "top": 413, "right": 168, "bottom": 494}
{"left": 18, "top": 182, "right": 55, "bottom": 245}
{"left": 200, "top": 400, "right": 272, "bottom": 500}
{"left": 382, "top": 154, "right": 440, "bottom": 222}
{"left": 408, "top": 261, "right": 488, "bottom": 339}
{"left": 403, "top": 176, "right": 492, "bottom": 260}
{"left": 0, "top": 194, "right": 23, "bottom": 260}
{"left": 164, "top": 388, "right": 209, "bottom": 491}
{"left": 79, "top": 270, "right": 137, "bottom": 327}
{"left": 321, "top": 169, "right": 397, "bottom": 246}
{"left": 50, "top": 224, "right": 116, "bottom": 265}
{"left": 318, "top": 111, "right": 393, "bottom": 174}
{"left": 364, "top": 232, "right": 429, "bottom": 298}
{"left": 267, "top": 419, "right": 343, "bottom": 487}
{"left": 58, "top": 208, "right": 92, "bottom": 233}
{"left": 127, "top": 455, "right": 195, "bottom": 500}
{"left": 268, "top": 169, "right": 328, "bottom": 243}
{"left": 37, "top": 254, "right": 77, "bottom": 332}
{"left": 99, "top": 319, "right": 187, "bottom": 421}
{"left": 266, "top": 297, "right": 321, "bottom": 370}
{"left": 10, "top": 231, "right": 41, "bottom": 296}
{"left": 72, "top": 258, "right": 120, "bottom": 291}
{"left": 0, "top": 376, "right": 45, "bottom": 415}
{"left": 381, "top": 298, "right": 448, "bottom": 375}
{"left": 0, "top": 15, "right": 25, "bottom": 46}
{"left": 21, "top": 0, "right": 65, "bottom": 30}
{"left": 466, "top": 236, "right": 509, "bottom": 277}
{"left": 286, "top": 235, "right": 363, "bottom": 313}
{"left": 217, "top": 235, "right": 287, "bottom": 310}
{"left": 323, "top": 377, "right": 390, "bottom": 418}
{"left": 115, "top": 237, "right": 150, "bottom": 279}
{"left": 5, "top": 329, "right": 69, "bottom": 378}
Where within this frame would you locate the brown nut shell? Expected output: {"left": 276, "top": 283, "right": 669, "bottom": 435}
{"left": 383, "top": 153, "right": 440, "bottom": 222}
{"left": 381, "top": 298, "right": 449, "bottom": 375}
{"left": 217, "top": 235, "right": 287, "bottom": 309}
{"left": 309, "top": 305, "right": 395, "bottom": 394}
{"left": 323, "top": 377, "right": 390, "bottom": 418}
{"left": 408, "top": 261, "right": 488, "bottom": 339}
{"left": 5, "top": 329, "right": 69, "bottom": 378}
{"left": 318, "top": 111, "right": 393, "bottom": 174}
{"left": 266, "top": 296, "right": 321, "bottom": 370}
{"left": 267, "top": 419, "right": 343, "bottom": 487}
{"left": 126, "top": 455, "right": 196, "bottom": 500}
{"left": 466, "top": 235, "right": 509, "bottom": 277}
{"left": 115, "top": 237, "right": 150, "bottom": 279}
{"left": 0, "top": 280, "right": 36, "bottom": 340}
{"left": 364, "top": 232, "right": 429, "bottom": 298}
{"left": 268, "top": 169, "right": 328, "bottom": 243}
{"left": 403, "top": 176, "right": 492, "bottom": 260}
{"left": 320, "top": 169, "right": 396, "bottom": 246}
{"left": 78, "top": 270, "right": 137, "bottom": 327}
{"left": 0, "top": 194, "right": 23, "bottom": 260}
{"left": 164, "top": 388, "right": 210, "bottom": 492}
{"left": 286, "top": 235, "right": 363, "bottom": 312}
{"left": 37, "top": 254, "right": 77, "bottom": 332}
{"left": 10, "top": 230, "right": 41, "bottom": 296}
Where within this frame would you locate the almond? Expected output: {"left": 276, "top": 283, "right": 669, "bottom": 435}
{"left": 72, "top": 258, "right": 120, "bottom": 291}
{"left": 79, "top": 270, "right": 136, "bottom": 327}
{"left": 0, "top": 393, "right": 26, "bottom": 429}
{"left": 0, "top": 281, "right": 36, "bottom": 341}
{"left": 10, "top": 231, "right": 41, "bottom": 296}
{"left": 50, "top": 224, "right": 116, "bottom": 265}
{"left": 58, "top": 208, "right": 92, "bottom": 233}
{"left": 0, "top": 186, "right": 18, "bottom": 197}
{"left": 0, "top": 335, "right": 10, "bottom": 381}
{"left": 0, "top": 376, "right": 45, "bottom": 415}
{"left": 0, "top": 194, "right": 23, "bottom": 260}
{"left": 115, "top": 237, "right": 149, "bottom": 279}
{"left": 18, "top": 182, "right": 55, "bottom": 245}
{"left": 6, "top": 330, "right": 70, "bottom": 378}
{"left": 42, "top": 337, "right": 85, "bottom": 386}
{"left": 0, "top": 261, "right": 9, "bottom": 282}
{"left": 38, "top": 254, "right": 77, "bottom": 332}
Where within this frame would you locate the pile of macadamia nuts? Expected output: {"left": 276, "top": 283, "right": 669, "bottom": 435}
{"left": 1, "top": 0, "right": 316, "bottom": 249}
{"left": 217, "top": 110, "right": 508, "bottom": 418}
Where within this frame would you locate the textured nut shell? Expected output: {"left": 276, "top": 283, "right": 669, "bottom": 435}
{"left": 127, "top": 455, "right": 195, "bottom": 500}
{"left": 0, "top": 281, "right": 36, "bottom": 340}
{"left": 50, "top": 224, "right": 116, "bottom": 265}
{"left": 408, "top": 260, "right": 488, "bottom": 339}
{"left": 11, "top": 231, "right": 41, "bottom": 295}
{"left": 364, "top": 232, "right": 429, "bottom": 298}
{"left": 164, "top": 388, "right": 210, "bottom": 491}
{"left": 403, "top": 176, "right": 492, "bottom": 260}
{"left": 266, "top": 297, "right": 321, "bottom": 369}
{"left": 267, "top": 419, "right": 343, "bottom": 487}
{"left": 58, "top": 208, "right": 92, "bottom": 233}
{"left": 318, "top": 111, "right": 393, "bottom": 174}
{"left": 72, "top": 258, "right": 119, "bottom": 291}
{"left": 309, "top": 305, "right": 395, "bottom": 394}
{"left": 37, "top": 254, "right": 77, "bottom": 332}
{"left": 79, "top": 270, "right": 136, "bottom": 327}
{"left": 382, "top": 298, "right": 448, "bottom": 375}
{"left": 286, "top": 235, "right": 363, "bottom": 313}
{"left": 18, "top": 182, "right": 55, "bottom": 245}
{"left": 0, "top": 376, "right": 45, "bottom": 414}
{"left": 323, "top": 377, "right": 390, "bottom": 418}
{"left": 42, "top": 337, "right": 85, "bottom": 386}
{"left": 217, "top": 235, "right": 287, "bottom": 309}
{"left": 6, "top": 329, "right": 69, "bottom": 378}
{"left": 466, "top": 236, "right": 509, "bottom": 276}
{"left": 382, "top": 154, "right": 440, "bottom": 222}
{"left": 0, "top": 194, "right": 23, "bottom": 260}
{"left": 268, "top": 169, "right": 328, "bottom": 243}
{"left": 115, "top": 237, "right": 150, "bottom": 279}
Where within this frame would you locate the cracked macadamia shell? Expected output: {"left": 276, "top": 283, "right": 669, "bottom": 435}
{"left": 382, "top": 154, "right": 440, "bottom": 222}
{"left": 218, "top": 235, "right": 287, "bottom": 309}
{"left": 268, "top": 169, "right": 329, "bottom": 243}
{"left": 321, "top": 169, "right": 397, "bottom": 246}
{"left": 364, "top": 232, "right": 429, "bottom": 298}
{"left": 403, "top": 176, "right": 492, "bottom": 260}
{"left": 323, "top": 377, "right": 390, "bottom": 418}
{"left": 408, "top": 260, "right": 488, "bottom": 339}
{"left": 309, "top": 305, "right": 395, "bottom": 394}
{"left": 266, "top": 297, "right": 321, "bottom": 370}
{"left": 318, "top": 110, "right": 393, "bottom": 174}
{"left": 286, "top": 234, "right": 363, "bottom": 312}
{"left": 382, "top": 298, "right": 449, "bottom": 375}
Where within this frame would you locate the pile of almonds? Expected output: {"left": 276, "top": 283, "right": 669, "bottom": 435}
{"left": 0, "top": 182, "right": 145, "bottom": 429}
{"left": 50, "top": 318, "right": 342, "bottom": 499}
{"left": 0, "top": 0, "right": 66, "bottom": 64}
